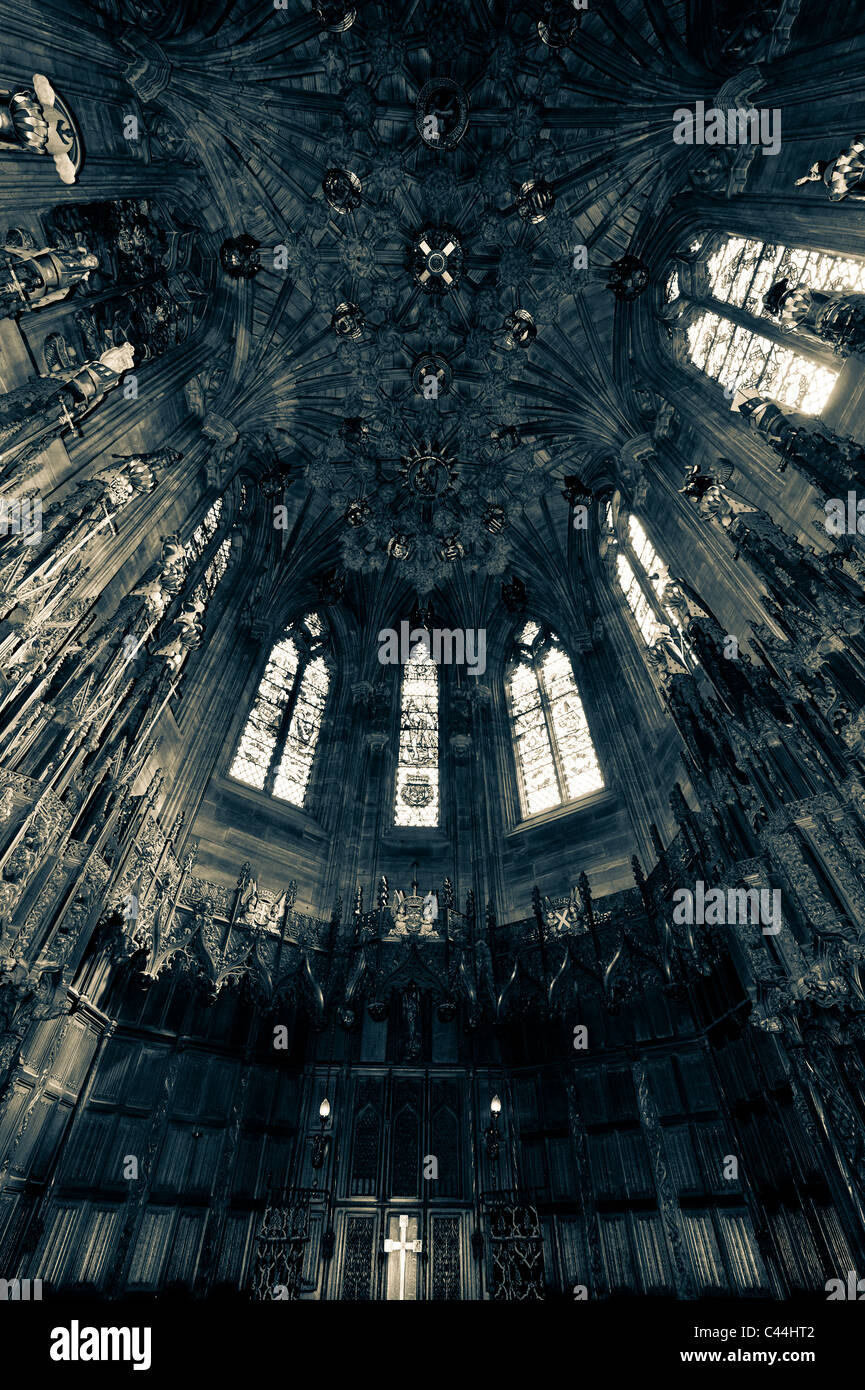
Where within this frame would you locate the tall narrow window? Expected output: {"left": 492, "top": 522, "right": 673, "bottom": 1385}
{"left": 506, "top": 622, "right": 603, "bottom": 818}
{"left": 616, "top": 552, "right": 658, "bottom": 645}
{"left": 191, "top": 537, "right": 232, "bottom": 607}
{"left": 608, "top": 504, "right": 696, "bottom": 669}
{"left": 229, "top": 613, "right": 330, "bottom": 807}
{"left": 670, "top": 234, "right": 855, "bottom": 413}
{"left": 185, "top": 498, "right": 223, "bottom": 565}
{"left": 394, "top": 642, "right": 439, "bottom": 827}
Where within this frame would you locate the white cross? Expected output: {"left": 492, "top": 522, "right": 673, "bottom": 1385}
{"left": 383, "top": 1213, "right": 422, "bottom": 1301}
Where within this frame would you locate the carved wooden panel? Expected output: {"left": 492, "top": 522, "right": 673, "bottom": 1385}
{"left": 429, "top": 1079, "right": 461, "bottom": 1198}
{"left": 340, "top": 1214, "right": 376, "bottom": 1300}
{"left": 716, "top": 1209, "right": 767, "bottom": 1294}
{"left": 68, "top": 1205, "right": 122, "bottom": 1290}
{"left": 631, "top": 1212, "right": 674, "bottom": 1292}
{"left": 252, "top": 1192, "right": 313, "bottom": 1300}
{"left": 163, "top": 1210, "right": 205, "bottom": 1288}
{"left": 429, "top": 1214, "right": 461, "bottom": 1300}
{"left": 389, "top": 1078, "right": 422, "bottom": 1198}
{"left": 486, "top": 1200, "right": 545, "bottom": 1300}
{"left": 348, "top": 1077, "right": 383, "bottom": 1196}
{"left": 128, "top": 1207, "right": 175, "bottom": 1290}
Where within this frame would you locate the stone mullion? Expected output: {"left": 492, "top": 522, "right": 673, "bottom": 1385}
{"left": 320, "top": 736, "right": 363, "bottom": 918}
{"left": 588, "top": 545, "right": 667, "bottom": 726}
{"left": 479, "top": 680, "right": 512, "bottom": 922}
{"left": 322, "top": 686, "right": 373, "bottom": 917}
{"left": 446, "top": 685, "right": 474, "bottom": 913}
{"left": 684, "top": 292, "right": 840, "bottom": 372}
{"left": 262, "top": 664, "right": 303, "bottom": 799}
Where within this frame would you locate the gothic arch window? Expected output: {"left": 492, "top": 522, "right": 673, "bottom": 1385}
{"left": 183, "top": 499, "right": 231, "bottom": 606}
{"left": 394, "top": 640, "right": 439, "bottom": 828}
{"left": 191, "top": 536, "right": 231, "bottom": 606}
{"left": 228, "top": 613, "right": 331, "bottom": 807}
{"left": 506, "top": 621, "right": 603, "bottom": 819}
{"left": 663, "top": 233, "right": 865, "bottom": 414}
{"left": 185, "top": 497, "right": 222, "bottom": 563}
{"left": 605, "top": 502, "right": 696, "bottom": 671}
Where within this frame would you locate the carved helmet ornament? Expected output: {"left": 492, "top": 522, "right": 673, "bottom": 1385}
{"left": 322, "top": 167, "right": 363, "bottom": 214}
{"left": 219, "top": 235, "right": 261, "bottom": 280}
{"left": 503, "top": 308, "right": 537, "bottom": 349}
{"left": 516, "top": 179, "right": 556, "bottom": 223}
{"left": 331, "top": 301, "right": 365, "bottom": 338}
{"left": 0, "top": 74, "right": 82, "bottom": 184}
{"left": 535, "top": 0, "right": 585, "bottom": 47}
{"left": 315, "top": 0, "right": 356, "bottom": 31}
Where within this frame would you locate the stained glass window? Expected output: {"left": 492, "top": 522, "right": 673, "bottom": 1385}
{"left": 192, "top": 537, "right": 232, "bottom": 607}
{"left": 706, "top": 236, "right": 865, "bottom": 309}
{"left": 611, "top": 510, "right": 696, "bottom": 668}
{"left": 185, "top": 498, "right": 223, "bottom": 565}
{"left": 628, "top": 516, "right": 668, "bottom": 604}
{"left": 394, "top": 643, "right": 439, "bottom": 827}
{"left": 679, "top": 234, "right": 859, "bottom": 414}
{"left": 616, "top": 553, "right": 659, "bottom": 645}
{"left": 686, "top": 310, "right": 837, "bottom": 414}
{"left": 506, "top": 626, "right": 603, "bottom": 819}
{"left": 229, "top": 614, "right": 330, "bottom": 807}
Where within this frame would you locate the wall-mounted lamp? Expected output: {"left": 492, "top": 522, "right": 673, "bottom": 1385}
{"left": 485, "top": 1094, "right": 502, "bottom": 1161}
{"left": 312, "top": 1097, "right": 331, "bottom": 1169}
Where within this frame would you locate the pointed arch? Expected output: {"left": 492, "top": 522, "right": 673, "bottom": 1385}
{"left": 605, "top": 501, "right": 697, "bottom": 673}
{"left": 505, "top": 621, "right": 603, "bottom": 819}
{"left": 229, "top": 612, "right": 331, "bottom": 807}
{"left": 394, "top": 639, "right": 439, "bottom": 828}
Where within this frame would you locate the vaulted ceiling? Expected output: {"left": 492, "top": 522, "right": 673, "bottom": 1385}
{"left": 111, "top": 0, "right": 838, "bottom": 634}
